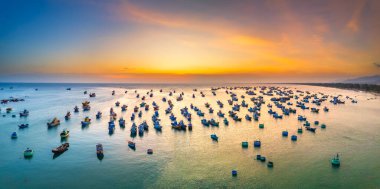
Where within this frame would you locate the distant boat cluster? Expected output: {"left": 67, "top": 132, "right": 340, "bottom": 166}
{"left": 1, "top": 85, "right": 358, "bottom": 173}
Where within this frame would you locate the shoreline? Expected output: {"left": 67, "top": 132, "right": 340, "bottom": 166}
{"left": 294, "top": 83, "right": 380, "bottom": 95}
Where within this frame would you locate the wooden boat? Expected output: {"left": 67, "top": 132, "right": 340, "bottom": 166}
{"left": 52, "top": 143, "right": 69, "bottom": 154}
{"left": 47, "top": 118, "right": 60, "bottom": 127}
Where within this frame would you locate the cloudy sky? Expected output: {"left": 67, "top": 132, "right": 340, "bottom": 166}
{"left": 1, "top": 0, "right": 379, "bottom": 83}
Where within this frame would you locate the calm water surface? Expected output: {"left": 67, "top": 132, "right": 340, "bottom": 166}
{"left": 0, "top": 83, "right": 379, "bottom": 189}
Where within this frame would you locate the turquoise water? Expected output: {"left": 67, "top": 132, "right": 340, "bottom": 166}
{"left": 0, "top": 83, "right": 379, "bottom": 189}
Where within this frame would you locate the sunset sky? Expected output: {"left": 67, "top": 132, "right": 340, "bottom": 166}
{"left": 1, "top": 0, "right": 379, "bottom": 83}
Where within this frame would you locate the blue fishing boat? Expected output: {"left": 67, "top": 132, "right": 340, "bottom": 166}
{"left": 201, "top": 119, "right": 209, "bottom": 126}
{"left": 96, "top": 111, "right": 102, "bottom": 119}
{"left": 232, "top": 170, "right": 237, "bottom": 176}
{"left": 291, "top": 135, "right": 297, "bottom": 141}
{"left": 188, "top": 123, "right": 193, "bottom": 131}
{"left": 11, "top": 132, "right": 17, "bottom": 139}
{"left": 128, "top": 141, "right": 135, "bottom": 149}
{"left": 282, "top": 130, "right": 288, "bottom": 137}
{"left": 154, "top": 121, "right": 162, "bottom": 131}
{"left": 138, "top": 125, "right": 144, "bottom": 136}
{"left": 210, "top": 119, "right": 219, "bottom": 126}
{"left": 119, "top": 118, "right": 125, "bottom": 127}
{"left": 223, "top": 118, "right": 229, "bottom": 126}
{"left": 74, "top": 106, "right": 79, "bottom": 113}
{"left": 108, "top": 121, "right": 115, "bottom": 132}
{"left": 121, "top": 105, "right": 127, "bottom": 111}
{"left": 18, "top": 124, "right": 29, "bottom": 129}
{"left": 245, "top": 114, "right": 252, "bottom": 121}
{"left": 254, "top": 140, "right": 261, "bottom": 147}
{"left": 306, "top": 126, "right": 316, "bottom": 132}
{"left": 211, "top": 134, "right": 218, "bottom": 141}
{"left": 130, "top": 123, "right": 137, "bottom": 135}
{"left": 19, "top": 109, "right": 29, "bottom": 117}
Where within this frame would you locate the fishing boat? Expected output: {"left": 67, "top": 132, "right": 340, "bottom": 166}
{"left": 259, "top": 123, "right": 264, "bottom": 129}
{"left": 267, "top": 161, "right": 274, "bottom": 168}
{"left": 119, "top": 118, "right": 125, "bottom": 127}
{"left": 211, "top": 134, "right": 218, "bottom": 141}
{"left": 217, "top": 110, "right": 224, "bottom": 117}
{"left": 18, "top": 124, "right": 29, "bottom": 129}
{"left": 89, "top": 93, "right": 96, "bottom": 97}
{"left": 108, "top": 121, "right": 115, "bottom": 132}
{"left": 282, "top": 130, "right": 288, "bottom": 137}
{"left": 60, "top": 129, "right": 69, "bottom": 138}
{"left": 19, "top": 109, "right": 29, "bottom": 117}
{"left": 223, "top": 118, "right": 229, "bottom": 126}
{"left": 74, "top": 106, "right": 79, "bottom": 113}
{"left": 232, "top": 170, "right": 238, "bottom": 176}
{"left": 242, "top": 141, "right": 249, "bottom": 148}
{"left": 52, "top": 143, "right": 69, "bottom": 154}
{"left": 254, "top": 140, "right": 261, "bottom": 147}
{"left": 6, "top": 107, "right": 12, "bottom": 113}
{"left": 121, "top": 105, "right": 127, "bottom": 111}
{"left": 297, "top": 127, "right": 303, "bottom": 133}
{"left": 147, "top": 149, "right": 153, "bottom": 154}
{"left": 115, "top": 101, "right": 120, "bottom": 107}
{"left": 154, "top": 121, "right": 162, "bottom": 131}
{"left": 201, "top": 119, "right": 209, "bottom": 126}
{"left": 11, "top": 132, "right": 17, "bottom": 139}
{"left": 306, "top": 126, "right": 316, "bottom": 132}
{"left": 130, "top": 123, "right": 137, "bottom": 135}
{"left": 245, "top": 114, "right": 252, "bottom": 121}
{"left": 209, "top": 119, "right": 219, "bottom": 126}
{"left": 188, "top": 123, "right": 193, "bottom": 131}
{"left": 128, "top": 141, "right": 136, "bottom": 149}
{"left": 138, "top": 125, "right": 144, "bottom": 136}
{"left": 96, "top": 144, "right": 104, "bottom": 159}
{"left": 24, "top": 148, "right": 33, "bottom": 158}
{"left": 81, "top": 117, "right": 91, "bottom": 127}
{"left": 47, "top": 118, "right": 60, "bottom": 127}
{"left": 321, "top": 124, "right": 326, "bottom": 129}
{"left": 64, "top": 112, "right": 71, "bottom": 120}
{"left": 331, "top": 153, "right": 340, "bottom": 167}
{"left": 291, "top": 135, "right": 298, "bottom": 141}
{"left": 96, "top": 111, "right": 102, "bottom": 119}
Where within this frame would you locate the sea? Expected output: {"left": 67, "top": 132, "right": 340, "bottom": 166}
{"left": 0, "top": 83, "right": 379, "bottom": 189}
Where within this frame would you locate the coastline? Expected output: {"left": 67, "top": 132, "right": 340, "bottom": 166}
{"left": 295, "top": 83, "right": 380, "bottom": 95}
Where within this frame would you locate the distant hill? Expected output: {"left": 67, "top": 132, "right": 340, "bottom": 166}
{"left": 342, "top": 75, "right": 380, "bottom": 85}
